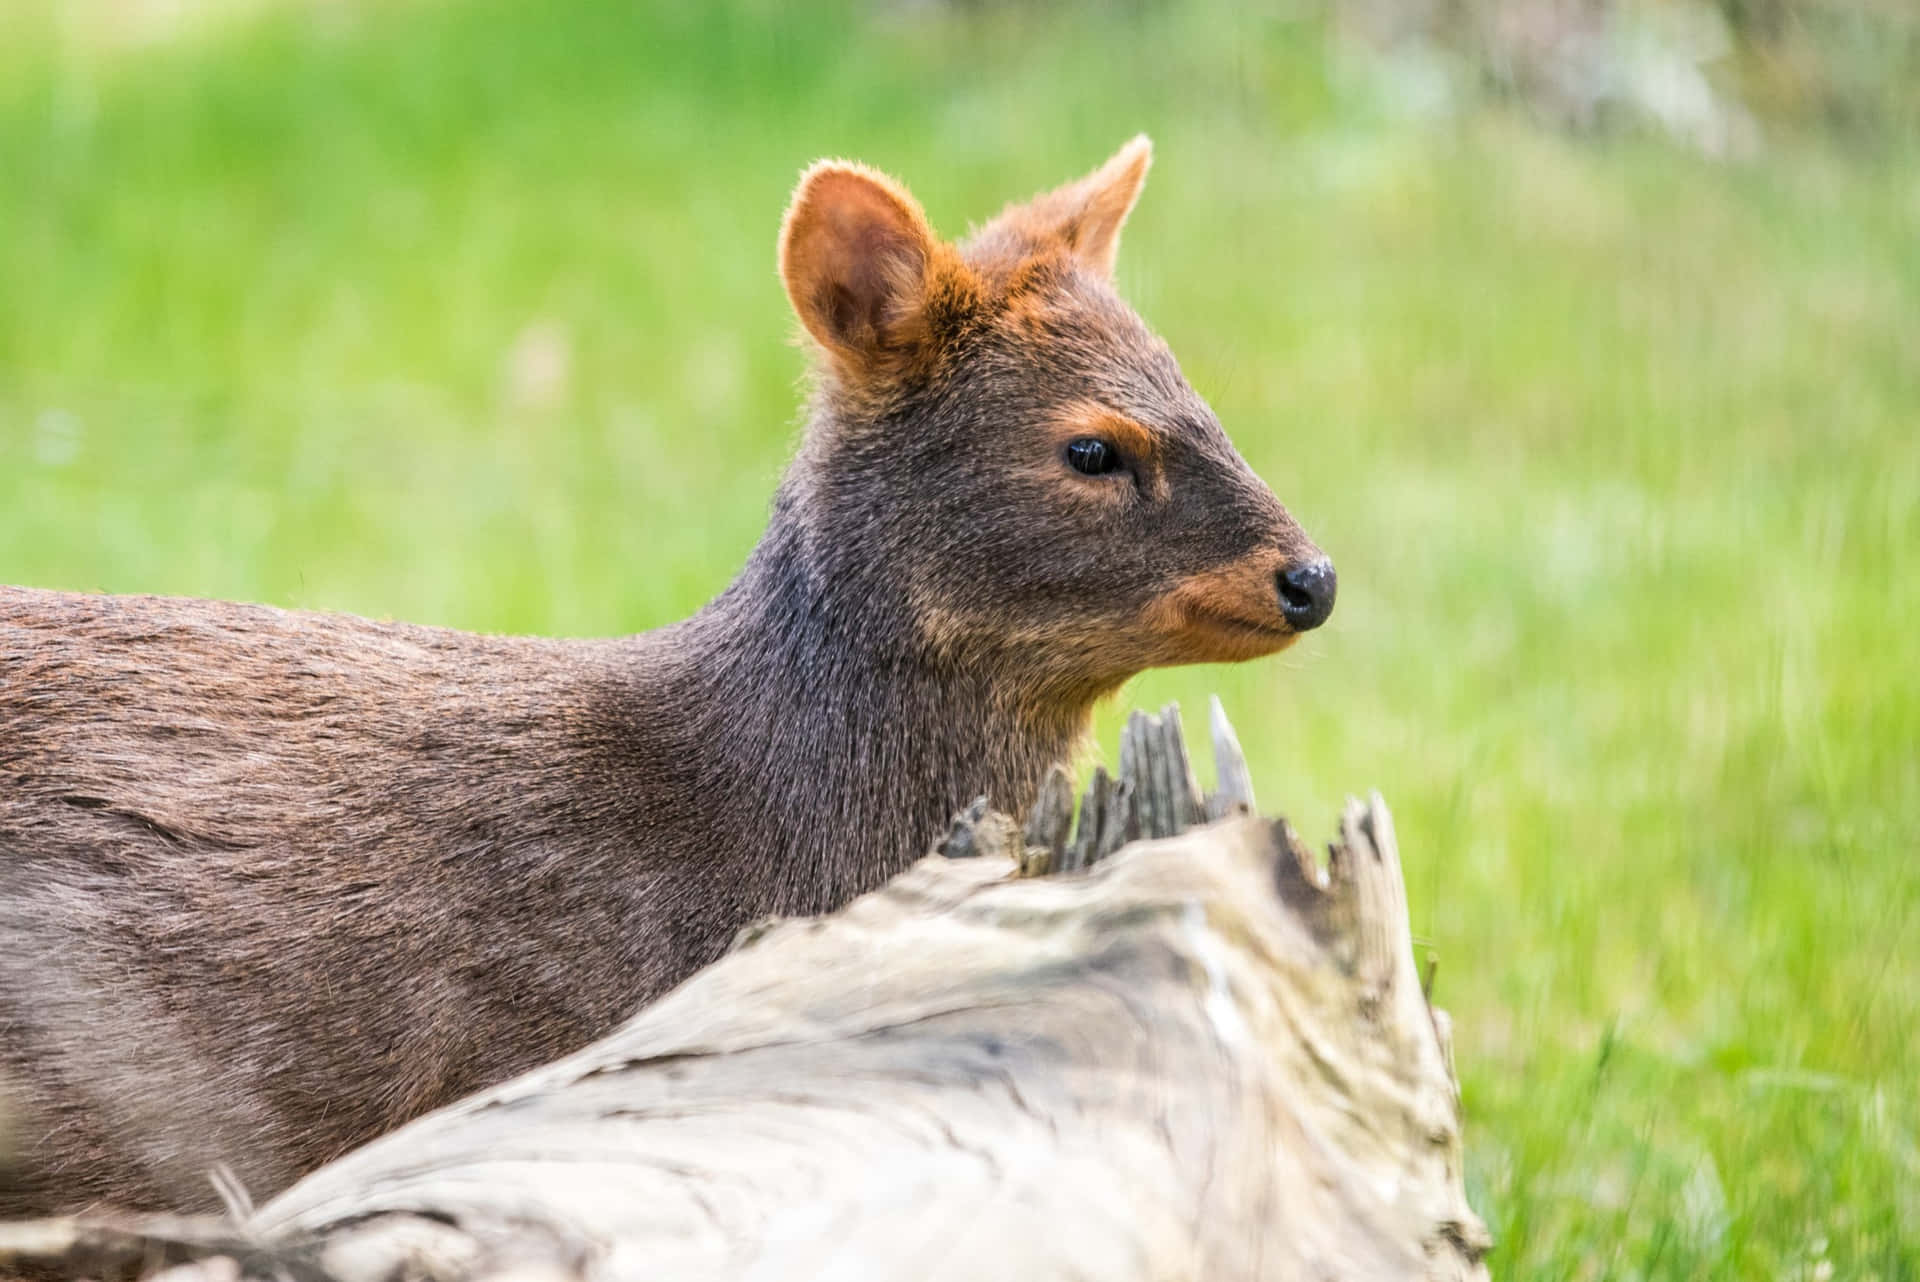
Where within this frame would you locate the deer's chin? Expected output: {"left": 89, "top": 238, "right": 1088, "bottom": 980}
{"left": 1157, "top": 609, "right": 1299, "bottom": 665}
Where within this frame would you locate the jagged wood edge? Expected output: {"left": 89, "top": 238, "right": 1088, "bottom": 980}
{"left": 983, "top": 700, "right": 1483, "bottom": 1266}
{"left": 979, "top": 695, "right": 1282, "bottom": 879}
{"left": 941, "top": 695, "right": 1468, "bottom": 1108}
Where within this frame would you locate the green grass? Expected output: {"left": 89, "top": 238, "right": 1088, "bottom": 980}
{"left": 3, "top": 1, "right": 1916, "bottom": 1274}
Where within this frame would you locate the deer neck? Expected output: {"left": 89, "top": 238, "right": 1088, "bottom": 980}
{"left": 661, "top": 486, "right": 1088, "bottom": 914}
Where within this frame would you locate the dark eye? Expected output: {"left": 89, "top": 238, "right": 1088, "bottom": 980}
{"left": 1065, "top": 437, "right": 1123, "bottom": 476}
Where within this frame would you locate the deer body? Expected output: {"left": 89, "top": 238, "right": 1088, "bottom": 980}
{"left": 1, "top": 515, "right": 1081, "bottom": 1212}
{"left": 0, "top": 139, "right": 1334, "bottom": 1213}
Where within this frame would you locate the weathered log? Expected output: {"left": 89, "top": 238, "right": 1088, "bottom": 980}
{"left": 0, "top": 699, "right": 1488, "bottom": 1282}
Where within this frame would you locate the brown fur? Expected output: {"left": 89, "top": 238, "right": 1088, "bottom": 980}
{"left": 0, "top": 139, "right": 1330, "bottom": 1215}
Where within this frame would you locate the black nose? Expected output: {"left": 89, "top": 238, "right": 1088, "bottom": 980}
{"left": 1277, "top": 559, "right": 1336, "bottom": 632}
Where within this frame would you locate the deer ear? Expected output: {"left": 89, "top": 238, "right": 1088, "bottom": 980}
{"left": 779, "top": 161, "right": 937, "bottom": 371}
{"left": 1008, "top": 135, "right": 1153, "bottom": 278}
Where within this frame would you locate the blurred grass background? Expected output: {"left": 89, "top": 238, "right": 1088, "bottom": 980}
{"left": 2, "top": 0, "right": 1915, "bottom": 1274}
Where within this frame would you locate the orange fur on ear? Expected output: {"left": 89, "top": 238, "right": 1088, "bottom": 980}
{"left": 779, "top": 161, "right": 938, "bottom": 371}
{"left": 983, "top": 135, "right": 1153, "bottom": 278}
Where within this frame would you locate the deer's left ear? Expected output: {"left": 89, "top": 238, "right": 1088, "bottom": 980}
{"left": 1006, "top": 135, "right": 1153, "bottom": 278}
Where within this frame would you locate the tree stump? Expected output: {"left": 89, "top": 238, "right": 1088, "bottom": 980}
{"left": 0, "top": 699, "right": 1488, "bottom": 1282}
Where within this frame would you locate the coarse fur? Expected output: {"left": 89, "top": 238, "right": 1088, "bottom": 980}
{"left": 0, "top": 137, "right": 1329, "bottom": 1214}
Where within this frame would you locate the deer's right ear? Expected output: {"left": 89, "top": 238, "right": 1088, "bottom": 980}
{"left": 779, "top": 161, "right": 939, "bottom": 374}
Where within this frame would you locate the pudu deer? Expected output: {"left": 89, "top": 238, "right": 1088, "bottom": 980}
{"left": 0, "top": 137, "right": 1335, "bottom": 1214}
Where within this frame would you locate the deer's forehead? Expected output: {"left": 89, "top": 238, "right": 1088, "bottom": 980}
{"left": 986, "top": 280, "right": 1192, "bottom": 409}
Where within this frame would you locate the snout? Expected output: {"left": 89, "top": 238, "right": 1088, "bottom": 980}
{"left": 1277, "top": 558, "right": 1336, "bottom": 632}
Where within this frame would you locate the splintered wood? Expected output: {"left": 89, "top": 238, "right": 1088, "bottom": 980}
{"left": 0, "top": 699, "right": 1488, "bottom": 1282}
